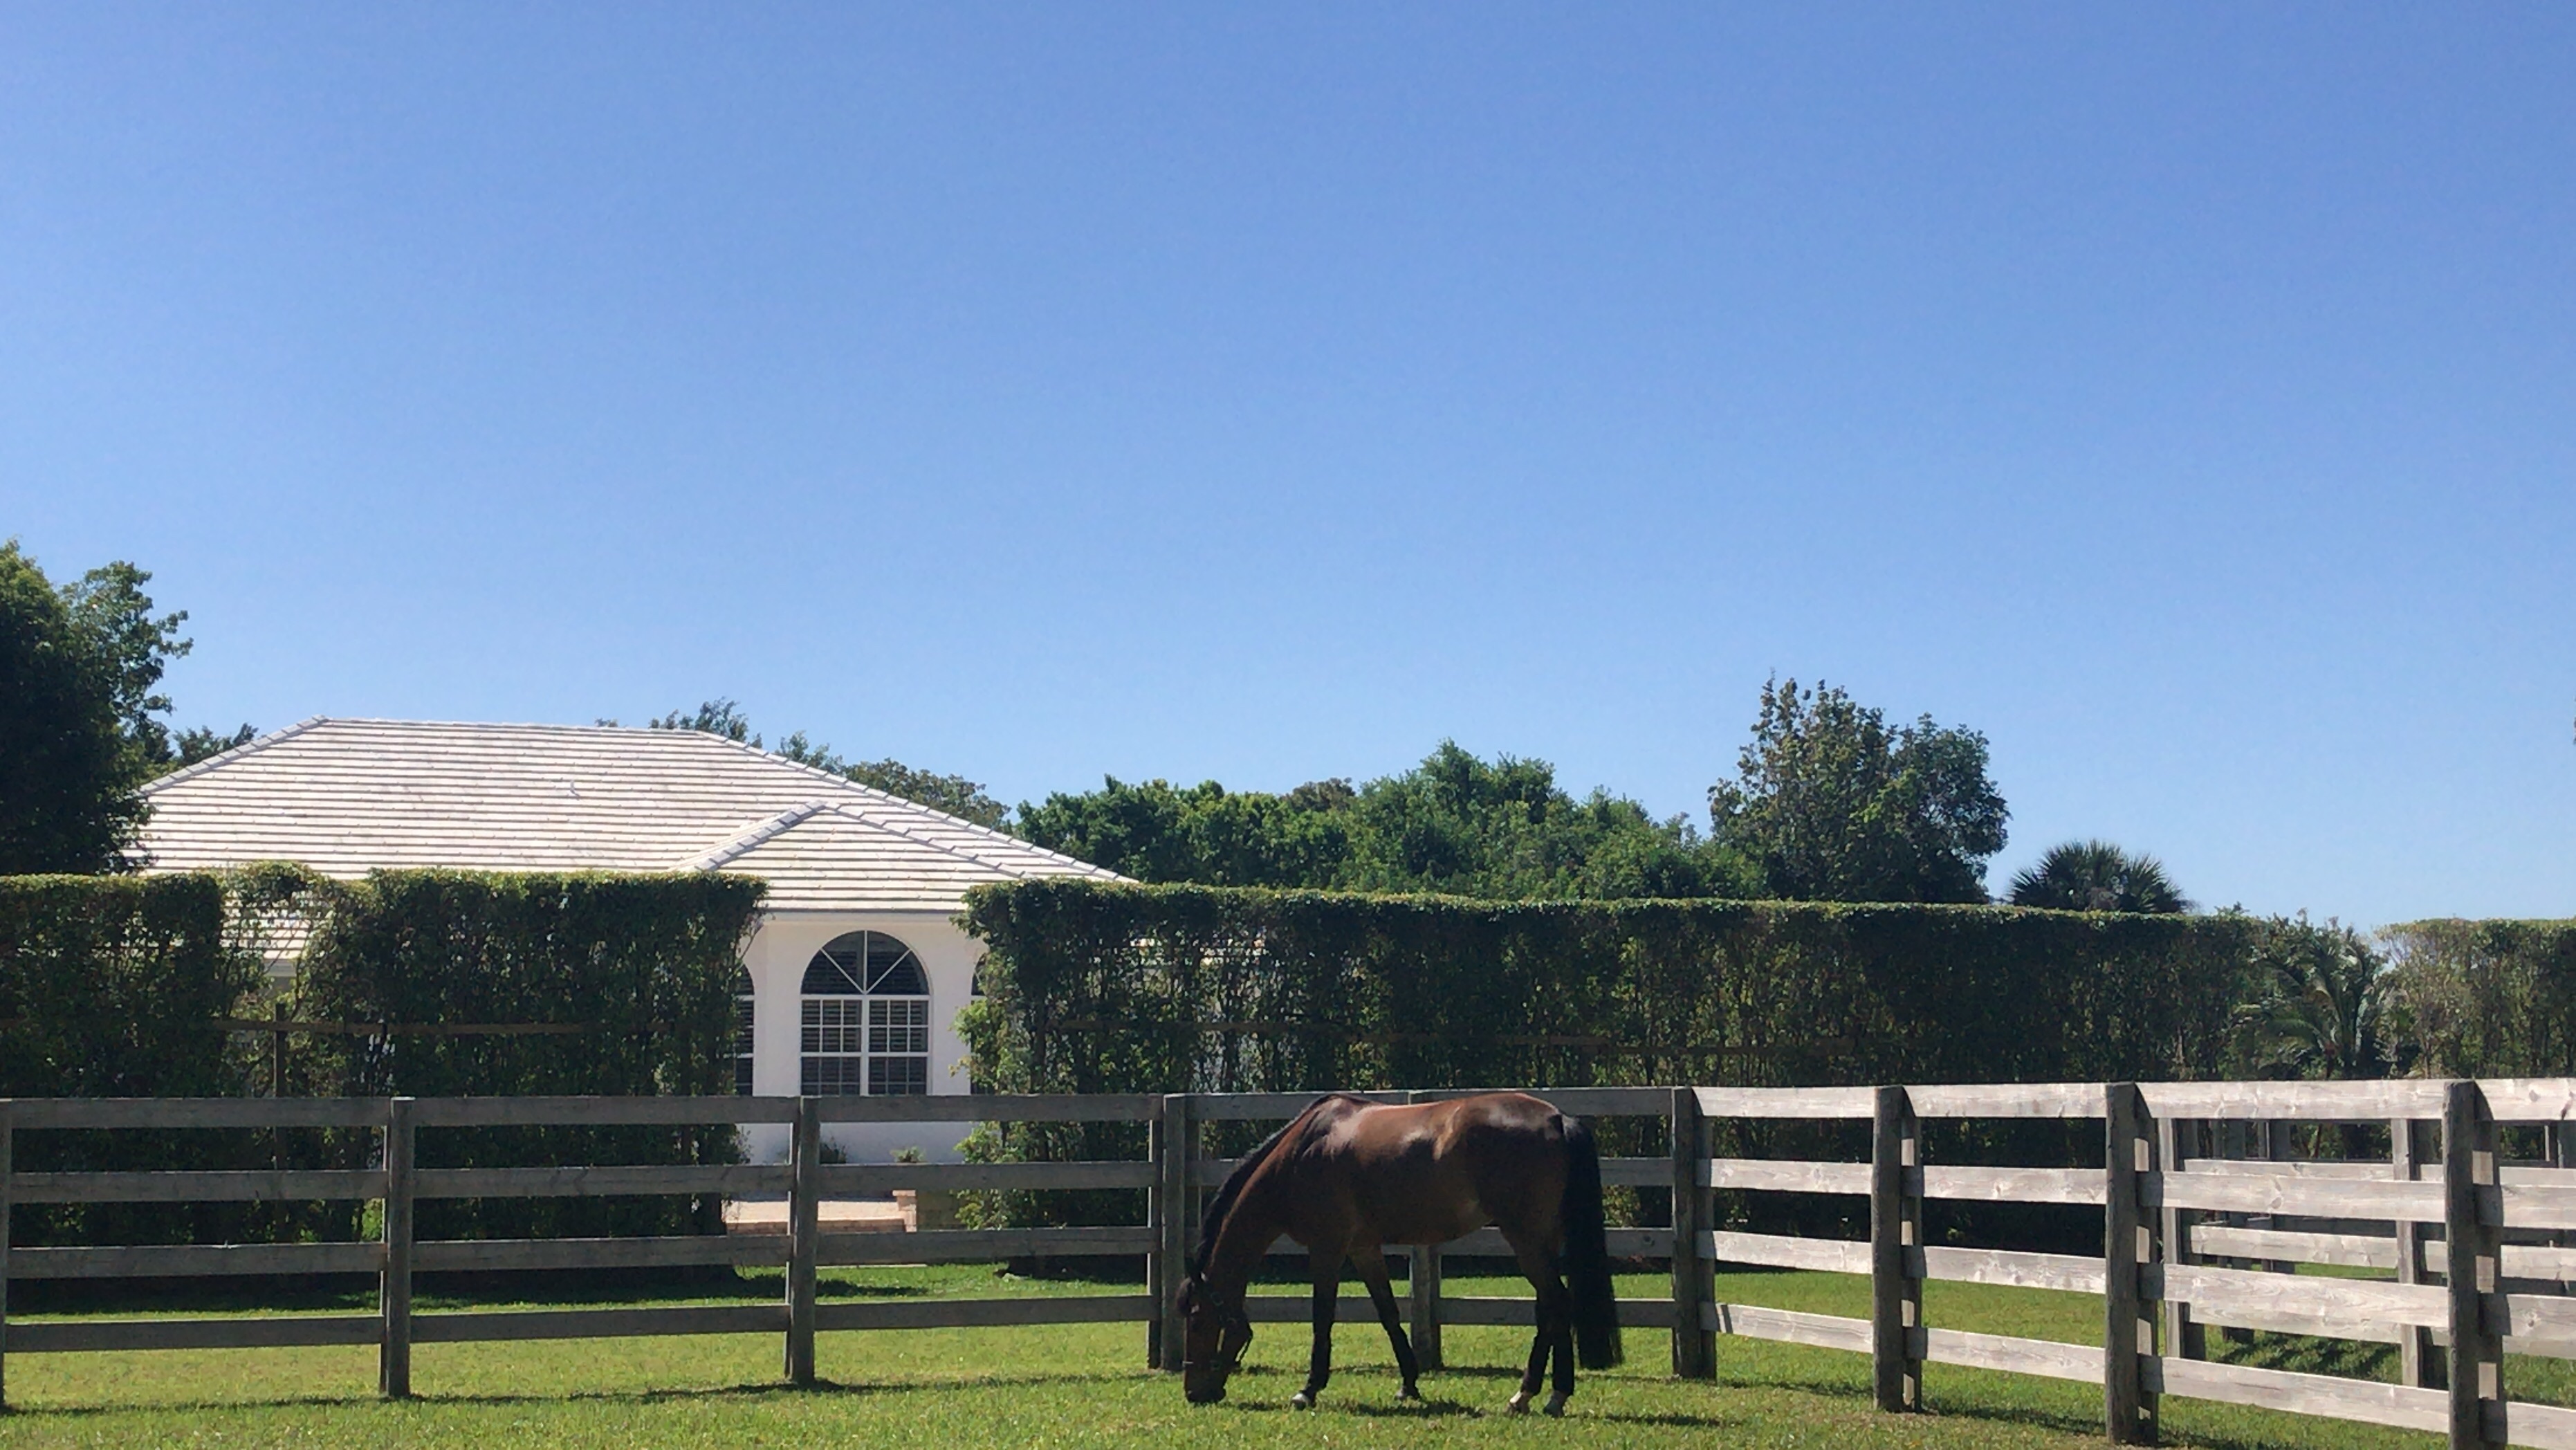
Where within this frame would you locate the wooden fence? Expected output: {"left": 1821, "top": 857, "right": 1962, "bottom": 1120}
{"left": 3, "top": 1081, "right": 2575, "bottom": 1449}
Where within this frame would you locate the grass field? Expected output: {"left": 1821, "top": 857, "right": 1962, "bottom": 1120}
{"left": 0, "top": 1262, "right": 2537, "bottom": 1449}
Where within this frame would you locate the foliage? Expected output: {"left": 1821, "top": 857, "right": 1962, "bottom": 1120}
{"left": 643, "top": 698, "right": 1011, "bottom": 829}
{"left": 1016, "top": 743, "right": 1754, "bottom": 900}
{"left": 1707, "top": 678, "right": 2008, "bottom": 903}
{"left": 0, "top": 871, "right": 255, "bottom": 1099}
{"left": 167, "top": 722, "right": 259, "bottom": 772}
{"left": 957, "top": 879, "right": 2256, "bottom": 1103}
{"left": 0, "top": 543, "right": 151, "bottom": 872}
{"left": 0, "top": 871, "right": 264, "bottom": 1246}
{"left": 56, "top": 557, "right": 194, "bottom": 776}
{"left": 2225, "top": 915, "right": 2389, "bottom": 1079}
{"left": 1013, "top": 776, "right": 1356, "bottom": 888}
{"left": 2007, "top": 841, "right": 2189, "bottom": 914}
{"left": 2380, "top": 917, "right": 2576, "bottom": 1077}
{"left": 293, "top": 868, "right": 768, "bottom": 1240}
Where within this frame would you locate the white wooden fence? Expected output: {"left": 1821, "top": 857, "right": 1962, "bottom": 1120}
{"left": 3, "top": 1079, "right": 2573, "bottom": 1449}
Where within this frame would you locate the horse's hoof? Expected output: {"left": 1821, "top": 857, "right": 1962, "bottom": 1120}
{"left": 1397, "top": 1386, "right": 1422, "bottom": 1403}
{"left": 1289, "top": 1391, "right": 1314, "bottom": 1410}
{"left": 1506, "top": 1391, "right": 1532, "bottom": 1415}
{"left": 1543, "top": 1392, "right": 1570, "bottom": 1417}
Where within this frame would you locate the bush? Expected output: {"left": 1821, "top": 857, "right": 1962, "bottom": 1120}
{"left": 953, "top": 881, "right": 2260, "bottom": 1236}
{"left": 293, "top": 869, "right": 766, "bottom": 1240}
{"left": 2381, "top": 917, "right": 2576, "bottom": 1077}
{"left": 958, "top": 881, "right": 2259, "bottom": 1098}
{"left": 0, "top": 872, "right": 264, "bottom": 1247}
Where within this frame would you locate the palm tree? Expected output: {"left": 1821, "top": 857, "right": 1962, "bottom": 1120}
{"left": 2229, "top": 917, "right": 2388, "bottom": 1081}
{"left": 2006, "top": 841, "right": 2189, "bottom": 913}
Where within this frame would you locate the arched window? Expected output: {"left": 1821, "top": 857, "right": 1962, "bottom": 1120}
{"left": 732, "top": 968, "right": 756, "bottom": 1096}
{"left": 800, "top": 930, "right": 930, "bottom": 1096}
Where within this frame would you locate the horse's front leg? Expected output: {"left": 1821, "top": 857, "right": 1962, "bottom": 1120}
{"left": 1291, "top": 1247, "right": 1344, "bottom": 1408}
{"left": 1352, "top": 1247, "right": 1422, "bottom": 1401}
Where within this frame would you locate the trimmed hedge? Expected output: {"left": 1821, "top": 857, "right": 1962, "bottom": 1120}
{"left": 1, "top": 872, "right": 262, "bottom": 1249}
{"left": 0, "top": 872, "right": 253, "bottom": 1099}
{"left": 1, "top": 866, "right": 765, "bottom": 1248}
{"left": 292, "top": 868, "right": 766, "bottom": 1241}
{"left": 957, "top": 881, "right": 2262, "bottom": 1097}
{"left": 952, "top": 881, "right": 2260, "bottom": 1240}
{"left": 2382, "top": 917, "right": 2576, "bottom": 1077}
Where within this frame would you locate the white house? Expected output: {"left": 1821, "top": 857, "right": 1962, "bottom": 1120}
{"left": 136, "top": 717, "right": 1123, "bottom": 1162}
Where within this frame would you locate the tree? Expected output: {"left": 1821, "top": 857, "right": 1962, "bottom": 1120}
{"left": 1015, "top": 776, "right": 1354, "bottom": 887}
{"left": 2229, "top": 915, "right": 2388, "bottom": 1081}
{"left": 0, "top": 544, "right": 203, "bottom": 872}
{"left": 645, "top": 699, "right": 1011, "bottom": 830}
{"left": 1015, "top": 742, "right": 1756, "bottom": 899}
{"left": 2007, "top": 841, "right": 2189, "bottom": 913}
{"left": 1706, "top": 677, "right": 2009, "bottom": 903}
{"left": 1341, "top": 742, "right": 1748, "bottom": 899}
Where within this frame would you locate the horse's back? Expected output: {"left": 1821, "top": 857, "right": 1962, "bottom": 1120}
{"left": 1292, "top": 1092, "right": 1568, "bottom": 1248}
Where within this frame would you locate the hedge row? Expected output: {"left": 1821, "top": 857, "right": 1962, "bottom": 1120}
{"left": 1, "top": 867, "right": 765, "bottom": 1247}
{"left": 2382, "top": 917, "right": 2576, "bottom": 1078}
{"left": 951, "top": 881, "right": 2261, "bottom": 1239}
{"left": 957, "top": 880, "right": 2263, "bottom": 1097}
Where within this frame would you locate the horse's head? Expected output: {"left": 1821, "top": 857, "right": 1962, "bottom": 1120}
{"left": 1176, "top": 1274, "right": 1251, "bottom": 1404}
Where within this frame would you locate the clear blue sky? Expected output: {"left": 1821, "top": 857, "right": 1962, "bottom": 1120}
{"left": 5, "top": 6, "right": 2570, "bottom": 926}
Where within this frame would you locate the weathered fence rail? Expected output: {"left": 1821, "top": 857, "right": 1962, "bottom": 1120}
{"left": 6, "top": 1081, "right": 2576, "bottom": 1448}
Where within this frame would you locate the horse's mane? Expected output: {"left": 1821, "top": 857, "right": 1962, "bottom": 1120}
{"left": 1189, "top": 1095, "right": 1332, "bottom": 1279}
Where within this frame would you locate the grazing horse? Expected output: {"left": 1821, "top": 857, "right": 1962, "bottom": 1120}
{"left": 1175, "top": 1091, "right": 1621, "bottom": 1415}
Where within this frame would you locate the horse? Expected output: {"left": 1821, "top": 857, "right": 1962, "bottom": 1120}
{"left": 1174, "top": 1090, "right": 1622, "bottom": 1415}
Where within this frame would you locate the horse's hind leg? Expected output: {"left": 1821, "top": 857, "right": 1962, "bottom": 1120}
{"left": 1502, "top": 1235, "right": 1577, "bottom": 1416}
{"left": 1291, "top": 1248, "right": 1344, "bottom": 1409}
{"left": 1352, "top": 1248, "right": 1421, "bottom": 1401}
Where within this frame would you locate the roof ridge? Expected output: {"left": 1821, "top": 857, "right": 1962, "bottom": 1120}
{"left": 793, "top": 798, "right": 1056, "bottom": 881}
{"left": 682, "top": 800, "right": 831, "bottom": 872}
{"left": 689, "top": 733, "right": 1109, "bottom": 873}
{"left": 141, "top": 717, "right": 332, "bottom": 794}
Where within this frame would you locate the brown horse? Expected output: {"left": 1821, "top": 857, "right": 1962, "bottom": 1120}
{"left": 1175, "top": 1091, "right": 1621, "bottom": 1414}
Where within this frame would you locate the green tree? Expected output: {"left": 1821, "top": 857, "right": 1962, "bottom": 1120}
{"left": 1016, "top": 742, "right": 1754, "bottom": 899}
{"left": 2228, "top": 915, "right": 2389, "bottom": 1081}
{"left": 1343, "top": 742, "right": 1745, "bottom": 899}
{"left": 2007, "top": 840, "right": 2189, "bottom": 913}
{"left": 0, "top": 544, "right": 207, "bottom": 872}
{"left": 645, "top": 699, "right": 1011, "bottom": 830}
{"left": 1015, "top": 776, "right": 1354, "bottom": 887}
{"left": 1706, "top": 677, "right": 2009, "bottom": 903}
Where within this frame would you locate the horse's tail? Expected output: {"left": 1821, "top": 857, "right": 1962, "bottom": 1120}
{"left": 1559, "top": 1114, "right": 1623, "bottom": 1369}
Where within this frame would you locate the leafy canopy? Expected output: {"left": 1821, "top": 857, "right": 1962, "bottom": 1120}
{"left": 1706, "top": 677, "right": 2008, "bottom": 903}
{"left": 0, "top": 543, "right": 225, "bottom": 872}
{"left": 2007, "top": 840, "right": 2189, "bottom": 914}
{"left": 639, "top": 699, "right": 1011, "bottom": 829}
{"left": 1016, "top": 741, "right": 1754, "bottom": 900}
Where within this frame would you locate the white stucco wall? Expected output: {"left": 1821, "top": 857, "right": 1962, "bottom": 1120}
{"left": 737, "top": 910, "right": 983, "bottom": 1166}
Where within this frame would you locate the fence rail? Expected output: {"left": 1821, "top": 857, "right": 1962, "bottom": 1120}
{"left": 5, "top": 1081, "right": 2576, "bottom": 1447}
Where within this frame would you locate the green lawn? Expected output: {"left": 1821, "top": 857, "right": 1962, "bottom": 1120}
{"left": 0, "top": 1263, "right": 2515, "bottom": 1449}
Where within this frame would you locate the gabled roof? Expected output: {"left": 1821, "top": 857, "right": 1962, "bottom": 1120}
{"left": 136, "top": 718, "right": 1121, "bottom": 911}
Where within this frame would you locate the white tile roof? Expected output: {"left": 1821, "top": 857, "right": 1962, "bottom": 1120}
{"left": 136, "top": 718, "right": 1121, "bottom": 911}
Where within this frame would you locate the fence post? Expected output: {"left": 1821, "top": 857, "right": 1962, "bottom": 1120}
{"left": 1407, "top": 1092, "right": 1444, "bottom": 1373}
{"left": 2104, "top": 1083, "right": 2155, "bottom": 1444}
{"left": 2444, "top": 1081, "right": 2501, "bottom": 1449}
{"left": 2394, "top": 1116, "right": 2439, "bottom": 1390}
{"left": 378, "top": 1096, "right": 415, "bottom": 1399}
{"left": 1, "top": 1101, "right": 14, "bottom": 1412}
{"left": 786, "top": 1095, "right": 820, "bottom": 1387}
{"left": 1870, "top": 1085, "right": 1922, "bottom": 1411}
{"left": 1155, "top": 1094, "right": 1190, "bottom": 1373}
{"left": 1669, "top": 1085, "right": 1714, "bottom": 1379}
